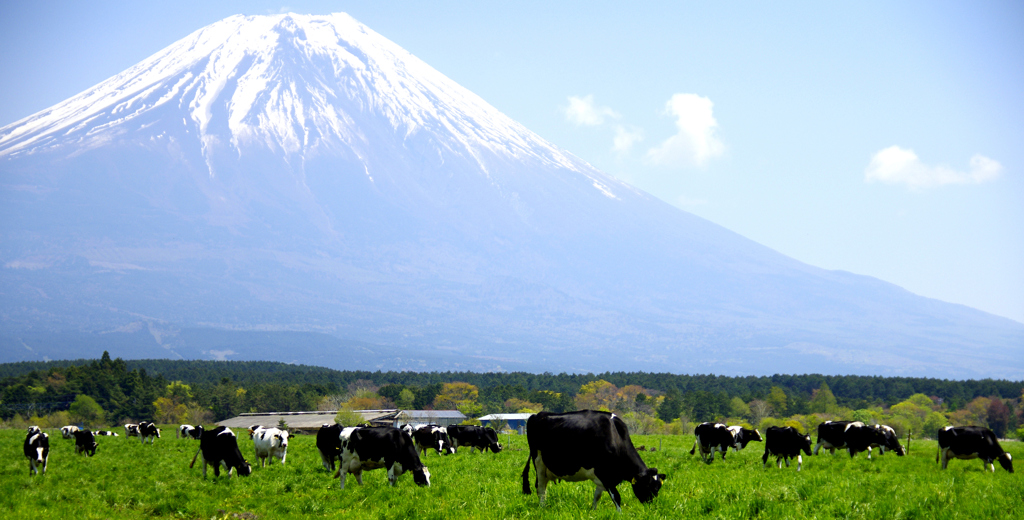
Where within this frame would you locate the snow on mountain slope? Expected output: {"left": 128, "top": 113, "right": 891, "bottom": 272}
{"left": 0, "top": 13, "right": 608, "bottom": 188}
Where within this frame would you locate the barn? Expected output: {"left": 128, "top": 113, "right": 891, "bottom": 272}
{"left": 397, "top": 410, "right": 467, "bottom": 428}
{"left": 479, "top": 413, "right": 533, "bottom": 433}
{"left": 217, "top": 409, "right": 467, "bottom": 432}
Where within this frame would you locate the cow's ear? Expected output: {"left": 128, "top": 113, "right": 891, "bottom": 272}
{"left": 658, "top": 473, "right": 667, "bottom": 481}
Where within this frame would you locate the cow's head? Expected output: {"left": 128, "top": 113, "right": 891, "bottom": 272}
{"left": 413, "top": 466, "right": 431, "bottom": 487}
{"left": 750, "top": 429, "right": 763, "bottom": 442}
{"left": 247, "top": 425, "right": 262, "bottom": 439}
{"left": 998, "top": 453, "right": 1013, "bottom": 473}
{"left": 630, "top": 468, "right": 666, "bottom": 503}
{"left": 236, "top": 461, "right": 253, "bottom": 477}
{"left": 276, "top": 431, "right": 289, "bottom": 448}
{"left": 27, "top": 426, "right": 41, "bottom": 436}
{"left": 800, "top": 434, "right": 812, "bottom": 455}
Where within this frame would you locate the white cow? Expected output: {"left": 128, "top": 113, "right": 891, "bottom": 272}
{"left": 252, "top": 427, "right": 289, "bottom": 467}
{"left": 61, "top": 425, "right": 80, "bottom": 439}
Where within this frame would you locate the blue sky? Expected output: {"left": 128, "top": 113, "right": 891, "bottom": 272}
{"left": 2, "top": 1, "right": 1022, "bottom": 323}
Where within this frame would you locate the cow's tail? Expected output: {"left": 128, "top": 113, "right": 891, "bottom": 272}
{"left": 521, "top": 453, "right": 533, "bottom": 495}
{"left": 189, "top": 447, "right": 202, "bottom": 469}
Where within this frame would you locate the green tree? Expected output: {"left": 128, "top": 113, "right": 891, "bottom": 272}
{"left": 767, "top": 387, "right": 788, "bottom": 416}
{"left": 396, "top": 388, "right": 416, "bottom": 409}
{"left": 808, "top": 383, "right": 839, "bottom": 414}
{"left": 729, "top": 397, "right": 751, "bottom": 419}
{"left": 69, "top": 394, "right": 105, "bottom": 426}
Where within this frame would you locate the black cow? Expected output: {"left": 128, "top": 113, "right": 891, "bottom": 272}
{"left": 871, "top": 424, "right": 905, "bottom": 456}
{"left": 937, "top": 426, "right": 1013, "bottom": 473}
{"left": 689, "top": 422, "right": 734, "bottom": 463}
{"left": 335, "top": 426, "right": 430, "bottom": 488}
{"left": 317, "top": 423, "right": 344, "bottom": 470}
{"left": 139, "top": 421, "right": 161, "bottom": 444}
{"left": 762, "top": 426, "right": 812, "bottom": 471}
{"left": 522, "top": 410, "right": 666, "bottom": 511}
{"left": 412, "top": 425, "right": 455, "bottom": 456}
{"left": 74, "top": 428, "right": 98, "bottom": 456}
{"left": 190, "top": 426, "right": 252, "bottom": 478}
{"left": 24, "top": 426, "right": 50, "bottom": 476}
{"left": 447, "top": 425, "right": 503, "bottom": 453}
{"left": 727, "top": 425, "right": 764, "bottom": 451}
{"left": 814, "top": 420, "right": 852, "bottom": 455}
{"left": 841, "top": 422, "right": 889, "bottom": 459}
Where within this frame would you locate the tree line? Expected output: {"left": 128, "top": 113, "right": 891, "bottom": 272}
{"left": 1, "top": 354, "right": 1021, "bottom": 439}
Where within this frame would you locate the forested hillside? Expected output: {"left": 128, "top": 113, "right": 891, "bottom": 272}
{"left": 2, "top": 354, "right": 1021, "bottom": 439}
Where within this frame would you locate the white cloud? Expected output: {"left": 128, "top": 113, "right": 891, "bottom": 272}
{"left": 612, "top": 125, "right": 644, "bottom": 154}
{"left": 646, "top": 93, "right": 724, "bottom": 167}
{"left": 865, "top": 146, "right": 1002, "bottom": 189}
{"left": 564, "top": 95, "right": 619, "bottom": 126}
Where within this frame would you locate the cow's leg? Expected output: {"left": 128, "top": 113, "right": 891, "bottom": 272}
{"left": 867, "top": 447, "right": 873, "bottom": 460}
{"left": 355, "top": 469, "right": 364, "bottom": 486}
{"left": 537, "top": 470, "right": 550, "bottom": 507}
{"left": 606, "top": 485, "right": 623, "bottom": 512}
{"left": 762, "top": 450, "right": 769, "bottom": 468}
{"left": 797, "top": 454, "right": 803, "bottom": 471}
{"left": 941, "top": 449, "right": 950, "bottom": 470}
{"left": 280, "top": 450, "right": 287, "bottom": 465}
{"left": 387, "top": 463, "right": 397, "bottom": 486}
{"left": 936, "top": 446, "right": 941, "bottom": 463}
{"left": 813, "top": 441, "right": 821, "bottom": 455}
{"left": 202, "top": 460, "right": 208, "bottom": 478}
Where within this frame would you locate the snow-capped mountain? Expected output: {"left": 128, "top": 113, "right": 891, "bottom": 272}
{"left": 1, "top": 13, "right": 1021, "bottom": 378}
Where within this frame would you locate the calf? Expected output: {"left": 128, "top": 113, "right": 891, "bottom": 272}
{"left": 447, "top": 425, "right": 503, "bottom": 453}
{"left": 762, "top": 426, "right": 812, "bottom": 471}
{"left": 179, "top": 424, "right": 204, "bottom": 440}
{"left": 728, "top": 425, "right": 763, "bottom": 452}
{"left": 252, "top": 427, "right": 289, "bottom": 467}
{"left": 689, "top": 422, "right": 734, "bottom": 463}
{"left": 124, "top": 423, "right": 140, "bottom": 437}
{"left": 139, "top": 421, "right": 161, "bottom": 444}
{"left": 24, "top": 426, "right": 50, "bottom": 476}
{"left": 317, "top": 423, "right": 343, "bottom": 470}
{"left": 937, "top": 426, "right": 1013, "bottom": 473}
{"left": 61, "top": 425, "right": 80, "bottom": 439}
{"left": 190, "top": 426, "right": 252, "bottom": 478}
{"left": 336, "top": 426, "right": 430, "bottom": 489}
{"left": 74, "top": 428, "right": 99, "bottom": 456}
{"left": 522, "top": 410, "right": 666, "bottom": 512}
{"left": 95, "top": 430, "right": 119, "bottom": 436}
{"left": 412, "top": 425, "right": 455, "bottom": 456}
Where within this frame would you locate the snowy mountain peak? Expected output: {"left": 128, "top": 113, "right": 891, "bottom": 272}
{"left": 0, "top": 13, "right": 591, "bottom": 179}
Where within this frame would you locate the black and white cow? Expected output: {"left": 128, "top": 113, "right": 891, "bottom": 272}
{"left": 728, "top": 425, "right": 764, "bottom": 452}
{"left": 814, "top": 420, "right": 852, "bottom": 455}
{"left": 317, "top": 423, "right": 344, "bottom": 470}
{"left": 937, "top": 426, "right": 1013, "bottom": 473}
{"left": 412, "top": 425, "right": 455, "bottom": 456}
{"left": 447, "top": 425, "right": 503, "bottom": 454}
{"left": 61, "top": 425, "right": 80, "bottom": 439}
{"left": 24, "top": 426, "right": 50, "bottom": 476}
{"left": 252, "top": 427, "right": 289, "bottom": 467}
{"left": 335, "top": 426, "right": 430, "bottom": 489}
{"left": 870, "top": 424, "right": 906, "bottom": 456}
{"left": 178, "top": 424, "right": 204, "bottom": 439}
{"left": 762, "top": 426, "right": 812, "bottom": 471}
{"left": 190, "top": 426, "right": 252, "bottom": 478}
{"left": 124, "top": 423, "right": 140, "bottom": 437}
{"left": 689, "top": 422, "right": 735, "bottom": 463}
{"left": 95, "top": 430, "right": 119, "bottom": 436}
{"left": 840, "top": 422, "right": 889, "bottom": 459}
{"left": 139, "top": 421, "right": 161, "bottom": 444}
{"left": 522, "top": 410, "right": 666, "bottom": 512}
{"left": 74, "top": 428, "right": 98, "bottom": 456}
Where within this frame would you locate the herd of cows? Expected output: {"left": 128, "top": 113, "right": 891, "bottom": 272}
{"left": 19, "top": 410, "right": 1015, "bottom": 510}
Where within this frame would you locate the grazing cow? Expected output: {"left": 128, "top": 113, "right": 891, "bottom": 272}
{"left": 727, "top": 425, "right": 764, "bottom": 452}
{"left": 74, "top": 429, "right": 98, "bottom": 456}
{"left": 139, "top": 421, "right": 161, "bottom": 444}
{"left": 317, "top": 423, "right": 344, "bottom": 470}
{"left": 124, "top": 423, "right": 140, "bottom": 437}
{"left": 762, "top": 426, "right": 812, "bottom": 471}
{"left": 522, "top": 410, "right": 666, "bottom": 512}
{"left": 179, "top": 424, "right": 204, "bottom": 440}
{"left": 335, "top": 426, "right": 430, "bottom": 489}
{"left": 689, "top": 422, "right": 734, "bottom": 463}
{"left": 95, "top": 430, "right": 119, "bottom": 436}
{"left": 814, "top": 420, "right": 852, "bottom": 455}
{"left": 412, "top": 425, "right": 455, "bottom": 456}
{"left": 937, "top": 426, "right": 1013, "bottom": 473}
{"left": 447, "top": 425, "right": 503, "bottom": 453}
{"left": 252, "top": 427, "right": 289, "bottom": 467}
{"left": 871, "top": 424, "right": 906, "bottom": 456}
{"left": 61, "top": 425, "right": 80, "bottom": 439}
{"left": 24, "top": 426, "right": 50, "bottom": 476}
{"left": 840, "top": 422, "right": 889, "bottom": 459}
{"left": 190, "top": 426, "right": 252, "bottom": 478}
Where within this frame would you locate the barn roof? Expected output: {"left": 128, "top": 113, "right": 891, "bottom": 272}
{"left": 479, "top": 413, "right": 533, "bottom": 421}
{"left": 216, "top": 409, "right": 399, "bottom": 430}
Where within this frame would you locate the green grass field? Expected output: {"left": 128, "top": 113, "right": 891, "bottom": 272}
{"left": 2, "top": 427, "right": 1021, "bottom": 519}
